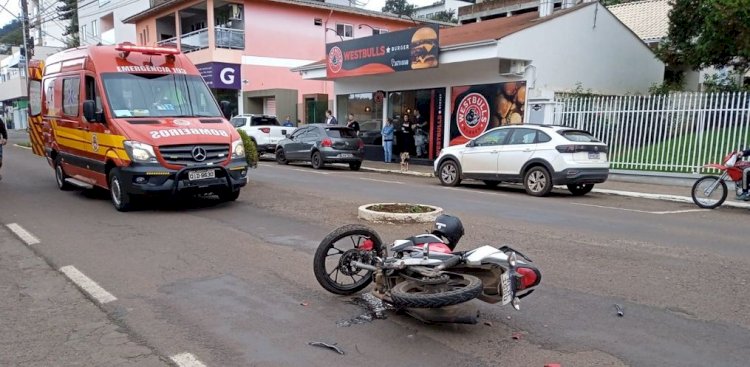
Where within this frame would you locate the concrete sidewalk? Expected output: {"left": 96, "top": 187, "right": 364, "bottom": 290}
{"left": 359, "top": 161, "right": 750, "bottom": 209}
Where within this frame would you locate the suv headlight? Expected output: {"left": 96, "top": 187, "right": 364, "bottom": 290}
{"left": 232, "top": 139, "right": 245, "bottom": 158}
{"left": 124, "top": 141, "right": 157, "bottom": 163}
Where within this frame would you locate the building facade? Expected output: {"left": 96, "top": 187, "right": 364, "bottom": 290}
{"left": 414, "top": 0, "right": 474, "bottom": 20}
{"left": 30, "top": 0, "right": 68, "bottom": 47}
{"left": 124, "top": 0, "right": 435, "bottom": 124}
{"left": 78, "top": 0, "right": 151, "bottom": 45}
{"left": 0, "top": 46, "right": 61, "bottom": 129}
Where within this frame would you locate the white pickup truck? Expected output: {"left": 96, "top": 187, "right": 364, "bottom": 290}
{"left": 230, "top": 114, "right": 294, "bottom": 154}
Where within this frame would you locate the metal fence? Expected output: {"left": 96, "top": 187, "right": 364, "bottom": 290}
{"left": 555, "top": 92, "right": 750, "bottom": 174}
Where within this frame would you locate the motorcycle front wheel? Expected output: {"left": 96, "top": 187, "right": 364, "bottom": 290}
{"left": 390, "top": 273, "right": 483, "bottom": 308}
{"left": 313, "top": 224, "right": 384, "bottom": 295}
{"left": 691, "top": 176, "right": 728, "bottom": 209}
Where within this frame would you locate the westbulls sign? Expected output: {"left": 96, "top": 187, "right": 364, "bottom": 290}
{"left": 326, "top": 25, "right": 440, "bottom": 79}
{"left": 196, "top": 62, "right": 241, "bottom": 89}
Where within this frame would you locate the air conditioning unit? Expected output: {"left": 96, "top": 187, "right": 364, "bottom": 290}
{"left": 499, "top": 59, "right": 527, "bottom": 76}
{"left": 230, "top": 4, "right": 243, "bottom": 20}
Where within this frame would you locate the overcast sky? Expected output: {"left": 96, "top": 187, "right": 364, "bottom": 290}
{"left": 0, "top": 0, "right": 436, "bottom": 29}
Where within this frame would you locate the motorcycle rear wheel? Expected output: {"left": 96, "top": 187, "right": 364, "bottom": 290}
{"left": 313, "top": 224, "right": 384, "bottom": 295}
{"left": 390, "top": 273, "right": 483, "bottom": 308}
{"left": 691, "top": 176, "right": 727, "bottom": 209}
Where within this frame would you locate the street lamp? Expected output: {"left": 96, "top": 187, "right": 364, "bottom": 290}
{"left": 325, "top": 28, "right": 343, "bottom": 42}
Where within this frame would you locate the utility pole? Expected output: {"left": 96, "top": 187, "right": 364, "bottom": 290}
{"left": 20, "top": 0, "right": 30, "bottom": 73}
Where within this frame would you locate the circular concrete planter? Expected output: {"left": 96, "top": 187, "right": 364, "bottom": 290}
{"left": 358, "top": 203, "right": 443, "bottom": 223}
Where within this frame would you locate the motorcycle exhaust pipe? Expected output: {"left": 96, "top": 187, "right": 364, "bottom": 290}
{"left": 435, "top": 256, "right": 461, "bottom": 271}
{"left": 352, "top": 261, "right": 378, "bottom": 272}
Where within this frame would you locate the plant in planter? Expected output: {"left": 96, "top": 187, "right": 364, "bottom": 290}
{"left": 358, "top": 203, "right": 443, "bottom": 223}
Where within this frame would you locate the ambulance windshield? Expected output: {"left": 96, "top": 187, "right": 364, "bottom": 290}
{"left": 102, "top": 73, "right": 222, "bottom": 118}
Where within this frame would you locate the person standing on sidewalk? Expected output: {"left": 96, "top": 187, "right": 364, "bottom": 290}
{"left": 325, "top": 110, "right": 338, "bottom": 125}
{"left": 0, "top": 117, "right": 7, "bottom": 181}
{"left": 381, "top": 118, "right": 395, "bottom": 163}
{"left": 346, "top": 113, "right": 360, "bottom": 134}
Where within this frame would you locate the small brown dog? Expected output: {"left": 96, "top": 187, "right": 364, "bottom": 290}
{"left": 400, "top": 152, "right": 410, "bottom": 172}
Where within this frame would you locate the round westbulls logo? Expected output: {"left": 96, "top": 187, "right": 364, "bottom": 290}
{"left": 457, "top": 93, "right": 490, "bottom": 139}
{"left": 328, "top": 46, "right": 343, "bottom": 74}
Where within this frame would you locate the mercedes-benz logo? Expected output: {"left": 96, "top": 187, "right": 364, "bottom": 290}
{"left": 192, "top": 146, "right": 207, "bottom": 162}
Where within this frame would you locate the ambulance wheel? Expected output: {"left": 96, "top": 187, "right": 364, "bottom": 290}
{"left": 108, "top": 168, "right": 134, "bottom": 212}
{"left": 54, "top": 157, "right": 73, "bottom": 191}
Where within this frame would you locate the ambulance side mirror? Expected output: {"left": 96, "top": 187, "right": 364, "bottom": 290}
{"left": 220, "top": 100, "right": 232, "bottom": 119}
{"left": 83, "top": 100, "right": 98, "bottom": 123}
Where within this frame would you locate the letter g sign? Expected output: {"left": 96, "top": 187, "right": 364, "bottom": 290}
{"left": 220, "top": 67, "right": 235, "bottom": 85}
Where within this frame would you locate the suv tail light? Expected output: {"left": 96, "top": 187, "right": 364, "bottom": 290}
{"left": 556, "top": 145, "right": 609, "bottom": 154}
{"left": 515, "top": 267, "right": 541, "bottom": 290}
{"left": 259, "top": 127, "right": 271, "bottom": 134}
{"left": 321, "top": 138, "right": 333, "bottom": 147}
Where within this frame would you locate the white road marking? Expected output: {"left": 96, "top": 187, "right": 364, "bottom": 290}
{"left": 13, "top": 144, "right": 32, "bottom": 150}
{"left": 442, "top": 186, "right": 508, "bottom": 197}
{"left": 572, "top": 203, "right": 708, "bottom": 215}
{"left": 171, "top": 352, "right": 208, "bottom": 367}
{"left": 360, "top": 177, "right": 404, "bottom": 184}
{"left": 291, "top": 168, "right": 329, "bottom": 175}
{"left": 59, "top": 266, "right": 117, "bottom": 304}
{"left": 6, "top": 223, "right": 40, "bottom": 245}
{"left": 592, "top": 188, "right": 750, "bottom": 209}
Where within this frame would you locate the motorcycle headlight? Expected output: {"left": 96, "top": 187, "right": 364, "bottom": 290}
{"left": 124, "top": 141, "right": 157, "bottom": 163}
{"left": 232, "top": 139, "right": 245, "bottom": 158}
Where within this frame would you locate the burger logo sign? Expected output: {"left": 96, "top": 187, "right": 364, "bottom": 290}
{"left": 325, "top": 25, "right": 439, "bottom": 78}
{"left": 456, "top": 93, "right": 490, "bottom": 139}
{"left": 328, "top": 46, "right": 343, "bottom": 74}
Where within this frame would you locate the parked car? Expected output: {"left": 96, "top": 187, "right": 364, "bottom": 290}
{"left": 275, "top": 124, "right": 365, "bottom": 170}
{"left": 434, "top": 125, "right": 609, "bottom": 196}
{"left": 230, "top": 114, "right": 292, "bottom": 154}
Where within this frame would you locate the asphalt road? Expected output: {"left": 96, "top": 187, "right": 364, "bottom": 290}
{"left": 1, "top": 144, "right": 749, "bottom": 367}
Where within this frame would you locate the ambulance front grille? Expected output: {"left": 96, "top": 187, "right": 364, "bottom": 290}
{"left": 158, "top": 144, "right": 230, "bottom": 166}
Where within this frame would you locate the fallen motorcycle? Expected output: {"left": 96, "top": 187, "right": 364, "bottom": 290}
{"left": 313, "top": 215, "right": 541, "bottom": 314}
{"left": 692, "top": 151, "right": 750, "bottom": 209}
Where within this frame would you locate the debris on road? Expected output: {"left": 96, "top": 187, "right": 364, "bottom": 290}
{"left": 484, "top": 321, "right": 493, "bottom": 327}
{"left": 512, "top": 332, "right": 524, "bottom": 340}
{"left": 300, "top": 301, "right": 309, "bottom": 306}
{"left": 614, "top": 304, "right": 625, "bottom": 317}
{"left": 308, "top": 341, "right": 345, "bottom": 355}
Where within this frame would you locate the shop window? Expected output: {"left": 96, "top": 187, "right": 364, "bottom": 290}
{"left": 336, "top": 23, "right": 353, "bottom": 38}
{"left": 63, "top": 77, "right": 80, "bottom": 117}
{"left": 372, "top": 28, "right": 388, "bottom": 35}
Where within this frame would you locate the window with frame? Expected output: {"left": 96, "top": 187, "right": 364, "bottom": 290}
{"left": 84, "top": 75, "right": 102, "bottom": 114}
{"left": 81, "top": 25, "right": 87, "bottom": 41}
{"left": 92, "top": 20, "right": 98, "bottom": 36}
{"left": 507, "top": 128, "right": 538, "bottom": 145}
{"left": 63, "top": 78, "right": 80, "bottom": 117}
{"left": 336, "top": 23, "right": 353, "bottom": 38}
{"left": 474, "top": 129, "right": 509, "bottom": 146}
{"left": 372, "top": 28, "right": 388, "bottom": 35}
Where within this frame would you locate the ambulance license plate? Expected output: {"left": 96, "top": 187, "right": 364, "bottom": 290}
{"left": 188, "top": 169, "right": 215, "bottom": 181}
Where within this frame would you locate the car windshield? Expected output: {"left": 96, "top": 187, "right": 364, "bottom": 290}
{"left": 560, "top": 130, "right": 600, "bottom": 143}
{"left": 102, "top": 73, "right": 222, "bottom": 118}
{"left": 251, "top": 117, "right": 280, "bottom": 126}
{"left": 326, "top": 127, "right": 357, "bottom": 138}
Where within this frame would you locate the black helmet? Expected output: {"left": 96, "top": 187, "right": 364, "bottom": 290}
{"left": 432, "top": 214, "right": 464, "bottom": 250}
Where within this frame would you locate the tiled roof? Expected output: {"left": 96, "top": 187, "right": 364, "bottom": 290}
{"left": 608, "top": 0, "right": 670, "bottom": 42}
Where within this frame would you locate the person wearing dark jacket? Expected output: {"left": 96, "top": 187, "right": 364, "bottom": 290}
{"left": 0, "top": 118, "right": 7, "bottom": 181}
{"left": 737, "top": 149, "right": 750, "bottom": 200}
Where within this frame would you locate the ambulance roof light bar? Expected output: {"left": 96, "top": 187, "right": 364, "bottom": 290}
{"left": 115, "top": 42, "right": 180, "bottom": 57}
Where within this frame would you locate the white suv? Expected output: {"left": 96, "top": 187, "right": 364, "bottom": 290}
{"left": 434, "top": 125, "right": 609, "bottom": 196}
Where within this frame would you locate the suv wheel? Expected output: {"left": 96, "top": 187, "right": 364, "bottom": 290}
{"left": 568, "top": 184, "right": 594, "bottom": 196}
{"left": 524, "top": 166, "right": 553, "bottom": 197}
{"left": 438, "top": 160, "right": 461, "bottom": 187}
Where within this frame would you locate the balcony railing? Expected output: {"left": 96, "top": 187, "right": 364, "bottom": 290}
{"left": 216, "top": 27, "right": 244, "bottom": 50}
{"left": 154, "top": 27, "right": 244, "bottom": 52}
{"left": 180, "top": 28, "right": 209, "bottom": 53}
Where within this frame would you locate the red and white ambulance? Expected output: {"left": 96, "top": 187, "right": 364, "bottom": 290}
{"left": 27, "top": 43, "right": 248, "bottom": 211}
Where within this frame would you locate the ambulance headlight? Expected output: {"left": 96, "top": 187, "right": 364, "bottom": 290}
{"left": 232, "top": 139, "right": 245, "bottom": 158}
{"left": 124, "top": 141, "right": 157, "bottom": 163}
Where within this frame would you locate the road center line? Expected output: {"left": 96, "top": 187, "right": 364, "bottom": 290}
{"left": 572, "top": 203, "right": 707, "bottom": 215}
{"left": 359, "top": 177, "right": 404, "bottom": 184}
{"left": 6, "top": 223, "right": 41, "bottom": 246}
{"left": 171, "top": 352, "right": 208, "bottom": 367}
{"left": 442, "top": 186, "right": 508, "bottom": 197}
{"left": 291, "top": 168, "right": 329, "bottom": 175}
{"left": 59, "top": 266, "right": 117, "bottom": 304}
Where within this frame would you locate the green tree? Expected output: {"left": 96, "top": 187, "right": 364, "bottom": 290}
{"left": 0, "top": 20, "right": 23, "bottom": 46}
{"left": 57, "top": 0, "right": 79, "bottom": 48}
{"left": 657, "top": 0, "right": 750, "bottom": 76}
{"left": 382, "top": 0, "right": 416, "bottom": 17}
{"left": 428, "top": 10, "right": 457, "bottom": 23}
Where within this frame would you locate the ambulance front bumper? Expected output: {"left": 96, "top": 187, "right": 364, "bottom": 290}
{"left": 119, "top": 160, "right": 249, "bottom": 195}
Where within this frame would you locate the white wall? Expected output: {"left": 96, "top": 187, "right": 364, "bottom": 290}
{"left": 78, "top": 0, "right": 149, "bottom": 45}
{"left": 31, "top": 0, "right": 67, "bottom": 47}
{"left": 415, "top": 0, "right": 472, "bottom": 18}
{"left": 498, "top": 3, "right": 664, "bottom": 95}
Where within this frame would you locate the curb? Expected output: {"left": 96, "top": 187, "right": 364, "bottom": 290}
{"left": 361, "top": 166, "right": 434, "bottom": 178}
{"left": 358, "top": 203, "right": 443, "bottom": 223}
{"left": 592, "top": 188, "right": 750, "bottom": 209}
